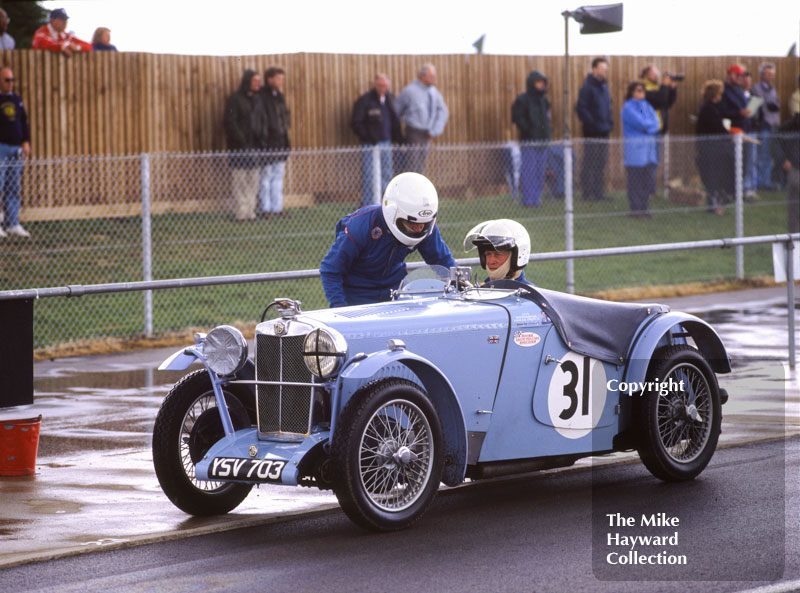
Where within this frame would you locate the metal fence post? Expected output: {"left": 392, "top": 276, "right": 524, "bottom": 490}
{"left": 564, "top": 139, "right": 575, "bottom": 293}
{"left": 787, "top": 237, "right": 796, "bottom": 369}
{"left": 141, "top": 153, "right": 153, "bottom": 337}
{"left": 662, "top": 133, "right": 670, "bottom": 200}
{"left": 371, "top": 145, "right": 381, "bottom": 206}
{"left": 734, "top": 133, "right": 744, "bottom": 279}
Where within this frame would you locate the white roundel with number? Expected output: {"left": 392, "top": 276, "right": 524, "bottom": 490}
{"left": 546, "top": 352, "right": 607, "bottom": 439}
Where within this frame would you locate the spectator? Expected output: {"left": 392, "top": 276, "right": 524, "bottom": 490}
{"left": 92, "top": 27, "right": 117, "bottom": 51}
{"left": 741, "top": 71, "right": 759, "bottom": 200}
{"left": 0, "top": 9, "right": 14, "bottom": 50}
{"left": 773, "top": 112, "right": 800, "bottom": 233}
{"left": 641, "top": 65, "right": 678, "bottom": 196}
{"left": 696, "top": 79, "right": 734, "bottom": 215}
{"left": 463, "top": 219, "right": 533, "bottom": 285}
{"left": 319, "top": 172, "right": 455, "bottom": 307}
{"left": 32, "top": 8, "right": 92, "bottom": 56}
{"left": 511, "top": 70, "right": 551, "bottom": 207}
{"left": 223, "top": 69, "right": 268, "bottom": 222}
{"left": 351, "top": 74, "right": 402, "bottom": 207}
{"left": 258, "top": 66, "right": 290, "bottom": 217}
{"left": 719, "top": 64, "right": 750, "bottom": 131}
{"left": 576, "top": 57, "right": 612, "bottom": 201}
{"left": 394, "top": 63, "right": 449, "bottom": 174}
{"left": 621, "top": 82, "right": 660, "bottom": 218}
{"left": 0, "top": 67, "right": 31, "bottom": 238}
{"left": 750, "top": 62, "right": 781, "bottom": 190}
{"left": 791, "top": 74, "right": 800, "bottom": 116}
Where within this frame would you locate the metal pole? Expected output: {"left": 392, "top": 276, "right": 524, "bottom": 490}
{"left": 372, "top": 144, "right": 381, "bottom": 205}
{"left": 787, "top": 237, "right": 796, "bottom": 369}
{"left": 563, "top": 11, "right": 575, "bottom": 293}
{"left": 565, "top": 142, "right": 575, "bottom": 293}
{"left": 734, "top": 133, "right": 744, "bottom": 279}
{"left": 141, "top": 153, "right": 153, "bottom": 337}
{"left": 662, "top": 133, "right": 670, "bottom": 200}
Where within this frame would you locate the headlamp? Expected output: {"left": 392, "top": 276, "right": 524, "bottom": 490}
{"left": 303, "top": 328, "right": 346, "bottom": 378}
{"left": 203, "top": 325, "right": 248, "bottom": 376}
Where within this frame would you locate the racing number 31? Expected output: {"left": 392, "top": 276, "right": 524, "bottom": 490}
{"left": 558, "top": 357, "right": 590, "bottom": 420}
{"left": 545, "top": 352, "right": 608, "bottom": 438}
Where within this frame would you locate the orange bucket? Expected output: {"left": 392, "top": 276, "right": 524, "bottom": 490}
{"left": 0, "top": 415, "right": 42, "bottom": 476}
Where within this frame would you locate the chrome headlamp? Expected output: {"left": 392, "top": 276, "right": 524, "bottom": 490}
{"left": 303, "top": 328, "right": 346, "bottom": 379}
{"left": 203, "top": 325, "right": 248, "bottom": 376}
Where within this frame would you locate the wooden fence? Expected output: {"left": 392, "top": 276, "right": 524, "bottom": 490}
{"left": 1, "top": 50, "right": 798, "bottom": 156}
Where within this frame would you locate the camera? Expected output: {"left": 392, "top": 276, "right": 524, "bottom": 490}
{"left": 665, "top": 73, "right": 685, "bottom": 82}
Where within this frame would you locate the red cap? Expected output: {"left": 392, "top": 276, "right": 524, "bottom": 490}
{"left": 727, "top": 64, "right": 745, "bottom": 76}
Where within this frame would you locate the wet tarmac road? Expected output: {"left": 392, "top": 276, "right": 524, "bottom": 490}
{"left": 0, "top": 286, "right": 797, "bottom": 568}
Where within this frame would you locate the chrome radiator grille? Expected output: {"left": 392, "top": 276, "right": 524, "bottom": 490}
{"left": 256, "top": 333, "right": 314, "bottom": 434}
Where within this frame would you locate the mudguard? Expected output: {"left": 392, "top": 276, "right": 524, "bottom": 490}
{"left": 623, "top": 312, "right": 731, "bottom": 387}
{"left": 337, "top": 348, "right": 468, "bottom": 486}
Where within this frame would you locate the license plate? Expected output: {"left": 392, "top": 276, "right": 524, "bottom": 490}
{"left": 208, "top": 457, "right": 286, "bottom": 482}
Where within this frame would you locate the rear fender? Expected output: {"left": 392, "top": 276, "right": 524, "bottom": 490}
{"left": 624, "top": 312, "right": 731, "bottom": 387}
{"left": 337, "top": 348, "right": 468, "bottom": 486}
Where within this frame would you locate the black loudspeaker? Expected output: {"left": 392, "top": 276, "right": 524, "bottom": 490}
{"left": 0, "top": 298, "right": 34, "bottom": 408}
{"left": 572, "top": 3, "right": 623, "bottom": 34}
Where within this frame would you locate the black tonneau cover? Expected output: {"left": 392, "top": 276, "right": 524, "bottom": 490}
{"left": 485, "top": 280, "right": 669, "bottom": 364}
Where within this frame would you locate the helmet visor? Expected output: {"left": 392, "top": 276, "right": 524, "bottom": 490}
{"left": 397, "top": 218, "right": 433, "bottom": 240}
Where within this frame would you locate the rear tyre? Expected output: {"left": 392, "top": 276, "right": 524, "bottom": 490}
{"left": 153, "top": 369, "right": 253, "bottom": 515}
{"left": 636, "top": 345, "right": 721, "bottom": 481}
{"left": 332, "top": 379, "right": 444, "bottom": 531}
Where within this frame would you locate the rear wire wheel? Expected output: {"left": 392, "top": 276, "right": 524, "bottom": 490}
{"left": 636, "top": 345, "right": 721, "bottom": 481}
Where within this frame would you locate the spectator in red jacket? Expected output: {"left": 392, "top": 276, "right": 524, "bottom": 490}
{"left": 32, "top": 8, "right": 92, "bottom": 56}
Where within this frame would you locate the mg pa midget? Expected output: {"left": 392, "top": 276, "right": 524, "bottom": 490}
{"left": 153, "top": 266, "right": 730, "bottom": 531}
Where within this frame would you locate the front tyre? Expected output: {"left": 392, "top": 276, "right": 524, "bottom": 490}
{"left": 332, "top": 379, "right": 444, "bottom": 531}
{"left": 152, "top": 369, "right": 253, "bottom": 515}
{"left": 637, "top": 345, "right": 721, "bottom": 481}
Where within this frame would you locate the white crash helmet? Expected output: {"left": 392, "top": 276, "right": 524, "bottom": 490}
{"left": 382, "top": 172, "right": 439, "bottom": 248}
{"left": 463, "top": 219, "right": 531, "bottom": 278}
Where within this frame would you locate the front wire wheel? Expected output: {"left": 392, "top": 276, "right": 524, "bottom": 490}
{"left": 637, "top": 345, "right": 721, "bottom": 481}
{"left": 153, "top": 369, "right": 253, "bottom": 515}
{"left": 333, "top": 379, "right": 444, "bottom": 531}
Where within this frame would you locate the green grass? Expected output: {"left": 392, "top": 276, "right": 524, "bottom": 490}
{"left": 0, "top": 190, "right": 790, "bottom": 348}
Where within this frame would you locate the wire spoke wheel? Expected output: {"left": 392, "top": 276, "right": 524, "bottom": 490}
{"left": 637, "top": 345, "right": 722, "bottom": 482}
{"left": 333, "top": 379, "right": 444, "bottom": 531}
{"left": 359, "top": 399, "right": 433, "bottom": 512}
{"left": 153, "top": 369, "right": 253, "bottom": 515}
{"left": 655, "top": 362, "right": 712, "bottom": 463}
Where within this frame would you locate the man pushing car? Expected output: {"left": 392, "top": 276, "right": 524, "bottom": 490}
{"left": 320, "top": 172, "right": 455, "bottom": 307}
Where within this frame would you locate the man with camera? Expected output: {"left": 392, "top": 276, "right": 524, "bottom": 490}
{"left": 640, "top": 65, "right": 679, "bottom": 198}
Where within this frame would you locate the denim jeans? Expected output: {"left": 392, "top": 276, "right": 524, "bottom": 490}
{"left": 744, "top": 141, "right": 757, "bottom": 193}
{"left": 359, "top": 141, "right": 393, "bottom": 206}
{"left": 0, "top": 143, "right": 24, "bottom": 227}
{"left": 519, "top": 145, "right": 547, "bottom": 206}
{"left": 258, "top": 160, "right": 286, "bottom": 213}
{"left": 756, "top": 128, "right": 774, "bottom": 189}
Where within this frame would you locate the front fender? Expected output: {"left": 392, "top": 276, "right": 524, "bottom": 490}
{"left": 337, "top": 348, "right": 468, "bottom": 487}
{"left": 624, "top": 312, "right": 731, "bottom": 387}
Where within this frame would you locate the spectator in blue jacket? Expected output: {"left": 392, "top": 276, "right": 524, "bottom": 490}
{"left": 719, "top": 64, "right": 751, "bottom": 131}
{"left": 320, "top": 172, "right": 455, "bottom": 307}
{"left": 576, "top": 57, "right": 613, "bottom": 201}
{"left": 621, "top": 82, "right": 660, "bottom": 218}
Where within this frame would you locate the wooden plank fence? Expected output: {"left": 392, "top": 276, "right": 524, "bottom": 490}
{"left": 0, "top": 50, "right": 796, "bottom": 220}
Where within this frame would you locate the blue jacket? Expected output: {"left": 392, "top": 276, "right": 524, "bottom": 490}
{"left": 621, "top": 98, "right": 660, "bottom": 167}
{"left": 719, "top": 82, "right": 748, "bottom": 130}
{"left": 320, "top": 205, "right": 455, "bottom": 307}
{"left": 576, "top": 74, "right": 612, "bottom": 138}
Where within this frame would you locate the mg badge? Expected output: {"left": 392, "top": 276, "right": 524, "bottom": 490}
{"left": 249, "top": 445, "right": 258, "bottom": 458}
{"left": 275, "top": 322, "right": 286, "bottom": 335}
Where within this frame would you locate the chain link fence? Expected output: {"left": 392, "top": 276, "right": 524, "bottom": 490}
{"left": 1, "top": 134, "right": 796, "bottom": 350}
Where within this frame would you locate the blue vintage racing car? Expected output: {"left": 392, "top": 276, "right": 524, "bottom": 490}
{"left": 153, "top": 266, "right": 730, "bottom": 531}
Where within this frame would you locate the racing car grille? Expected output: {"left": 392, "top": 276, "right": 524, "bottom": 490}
{"left": 256, "top": 334, "right": 313, "bottom": 434}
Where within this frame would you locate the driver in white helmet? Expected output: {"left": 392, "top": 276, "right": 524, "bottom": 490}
{"left": 320, "top": 172, "right": 456, "bottom": 307}
{"left": 463, "top": 219, "right": 534, "bottom": 285}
